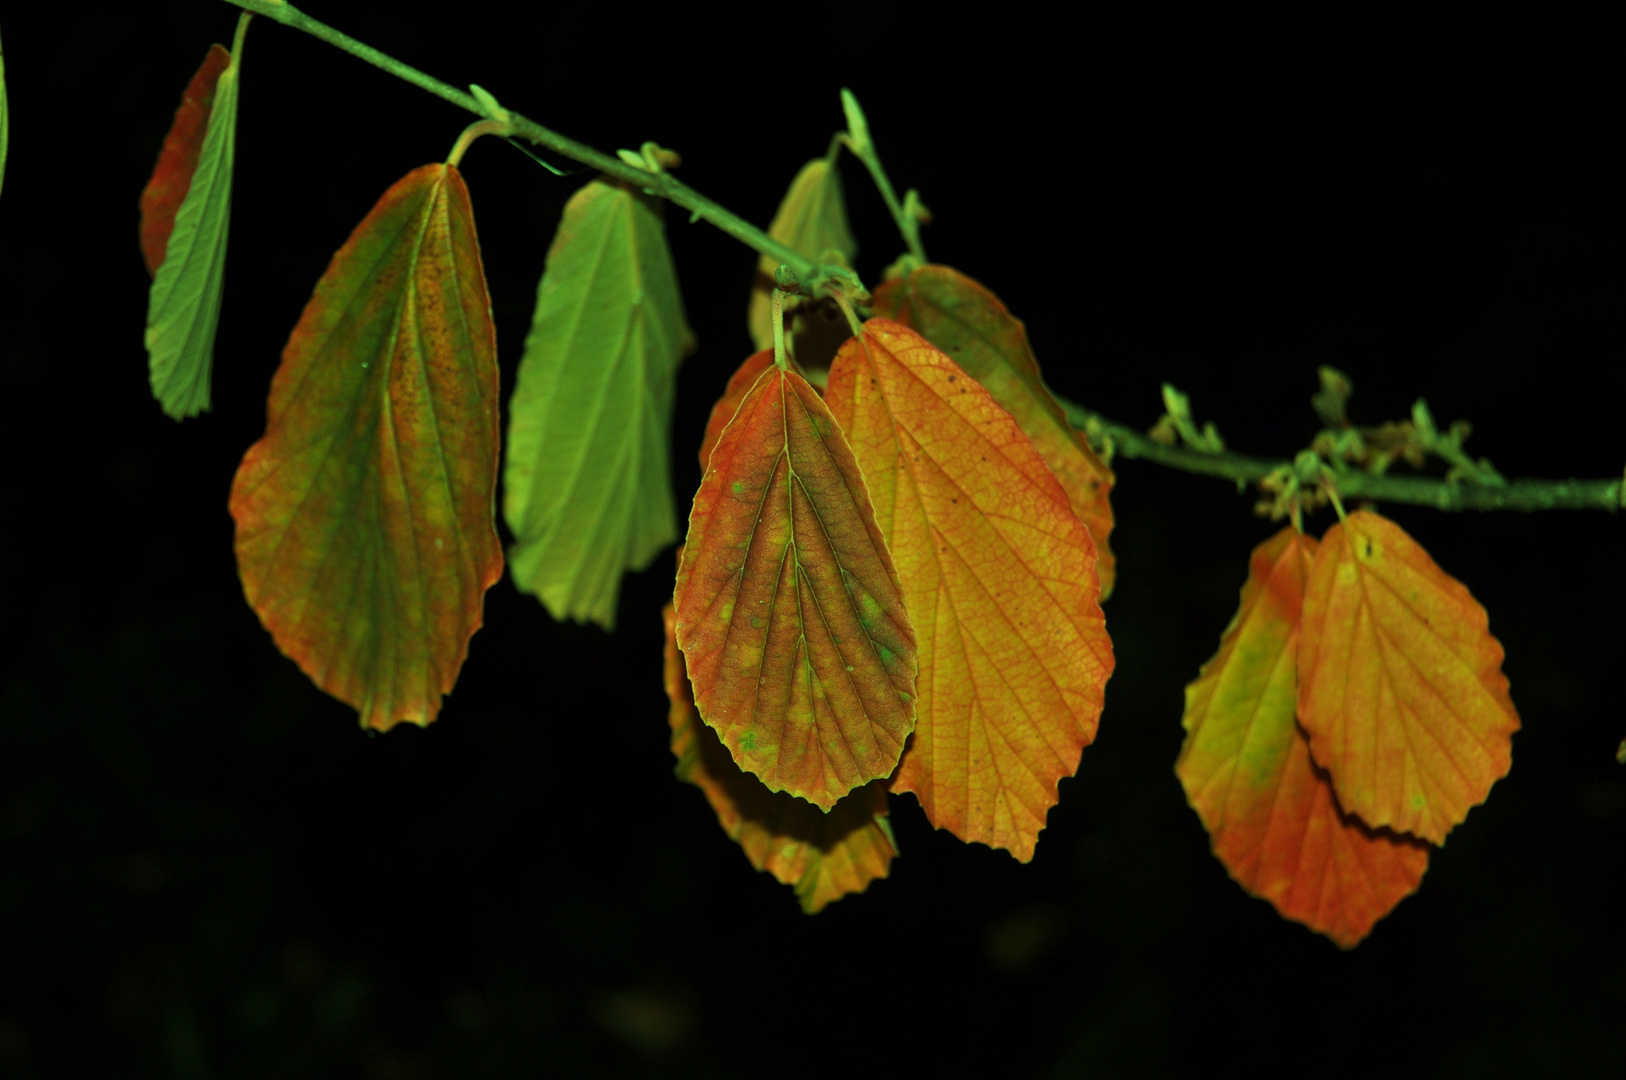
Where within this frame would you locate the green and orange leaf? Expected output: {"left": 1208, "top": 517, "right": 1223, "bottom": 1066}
{"left": 137, "top": 44, "right": 231, "bottom": 276}
{"left": 871, "top": 265, "right": 1117, "bottom": 597}
{"left": 664, "top": 603, "right": 895, "bottom": 913}
{"left": 825, "top": 320, "right": 1113, "bottom": 861}
{"left": 1177, "top": 527, "right": 1428, "bottom": 948}
{"left": 229, "top": 164, "right": 503, "bottom": 731}
{"left": 697, "top": 348, "right": 776, "bottom": 471}
{"left": 673, "top": 362, "right": 916, "bottom": 811}
{"left": 1297, "top": 510, "right": 1519, "bottom": 844}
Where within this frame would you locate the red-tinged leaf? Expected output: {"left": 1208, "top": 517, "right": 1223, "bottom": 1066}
{"left": 1298, "top": 510, "right": 1519, "bottom": 843}
{"left": 1177, "top": 527, "right": 1429, "bottom": 947}
{"left": 229, "top": 164, "right": 502, "bottom": 731}
{"left": 663, "top": 603, "right": 895, "bottom": 912}
{"left": 871, "top": 265, "right": 1118, "bottom": 597}
{"left": 825, "top": 320, "right": 1114, "bottom": 861}
{"left": 697, "top": 348, "right": 775, "bottom": 471}
{"left": 673, "top": 363, "right": 917, "bottom": 810}
{"left": 138, "top": 44, "right": 231, "bottom": 277}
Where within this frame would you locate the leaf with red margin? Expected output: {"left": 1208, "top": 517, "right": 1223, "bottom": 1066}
{"left": 664, "top": 602, "right": 895, "bottom": 912}
{"left": 1177, "top": 527, "right": 1429, "bottom": 948}
{"left": 697, "top": 349, "right": 775, "bottom": 471}
{"left": 673, "top": 363, "right": 916, "bottom": 810}
{"left": 229, "top": 164, "right": 503, "bottom": 731}
{"left": 138, "top": 44, "right": 231, "bottom": 276}
{"left": 1298, "top": 510, "right": 1519, "bottom": 843}
{"left": 825, "top": 320, "right": 1113, "bottom": 861}
{"left": 871, "top": 265, "right": 1118, "bottom": 598}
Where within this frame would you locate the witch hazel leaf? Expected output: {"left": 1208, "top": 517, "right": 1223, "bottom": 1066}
{"left": 673, "top": 363, "right": 916, "bottom": 810}
{"left": 1177, "top": 527, "right": 1428, "bottom": 948}
{"left": 504, "top": 178, "right": 694, "bottom": 629}
{"left": 664, "top": 602, "right": 894, "bottom": 912}
{"left": 229, "top": 164, "right": 503, "bottom": 731}
{"left": 141, "top": 28, "right": 245, "bottom": 421}
{"left": 825, "top": 320, "right": 1114, "bottom": 861}
{"left": 748, "top": 156, "right": 857, "bottom": 352}
{"left": 871, "top": 265, "right": 1118, "bottom": 597}
{"left": 697, "top": 348, "right": 776, "bottom": 471}
{"left": 1298, "top": 510, "right": 1519, "bottom": 844}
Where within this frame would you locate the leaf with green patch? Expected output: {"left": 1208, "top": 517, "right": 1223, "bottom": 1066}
{"left": 228, "top": 163, "right": 503, "bottom": 731}
{"left": 747, "top": 156, "right": 857, "bottom": 353}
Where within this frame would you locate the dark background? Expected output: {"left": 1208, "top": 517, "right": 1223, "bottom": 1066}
{"left": 2, "top": 3, "right": 1623, "bottom": 1076}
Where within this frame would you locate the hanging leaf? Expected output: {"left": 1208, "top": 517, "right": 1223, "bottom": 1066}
{"left": 1297, "top": 510, "right": 1519, "bottom": 844}
{"left": 1177, "top": 527, "right": 1428, "bottom": 948}
{"left": 697, "top": 348, "right": 776, "bottom": 471}
{"left": 825, "top": 320, "right": 1114, "bottom": 861}
{"left": 663, "top": 602, "right": 895, "bottom": 912}
{"left": 141, "top": 28, "right": 244, "bottom": 420}
{"left": 747, "top": 156, "right": 857, "bottom": 352}
{"left": 504, "top": 178, "right": 694, "bottom": 629}
{"left": 0, "top": 22, "right": 10, "bottom": 204}
{"left": 229, "top": 164, "right": 503, "bottom": 731}
{"left": 672, "top": 362, "right": 916, "bottom": 810}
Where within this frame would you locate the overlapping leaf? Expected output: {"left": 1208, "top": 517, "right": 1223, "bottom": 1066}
{"left": 697, "top": 348, "right": 775, "bottom": 471}
{"left": 1177, "top": 527, "right": 1428, "bottom": 947}
{"left": 825, "top": 320, "right": 1114, "bottom": 860}
{"left": 871, "top": 265, "right": 1118, "bottom": 597}
{"left": 1298, "top": 510, "right": 1519, "bottom": 844}
{"left": 673, "top": 361, "right": 916, "bottom": 810}
{"left": 747, "top": 157, "right": 857, "bottom": 352}
{"left": 663, "top": 602, "right": 895, "bottom": 912}
{"left": 504, "top": 178, "right": 694, "bottom": 629}
{"left": 141, "top": 33, "right": 243, "bottom": 420}
{"left": 229, "top": 164, "right": 502, "bottom": 731}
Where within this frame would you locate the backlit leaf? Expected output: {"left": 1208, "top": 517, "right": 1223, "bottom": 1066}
{"left": 871, "top": 265, "right": 1118, "bottom": 597}
{"left": 747, "top": 157, "right": 857, "bottom": 352}
{"left": 1, "top": 22, "right": 10, "bottom": 203}
{"left": 673, "top": 362, "right": 916, "bottom": 810}
{"left": 142, "top": 35, "right": 242, "bottom": 420}
{"left": 825, "top": 320, "right": 1114, "bottom": 860}
{"left": 697, "top": 348, "right": 775, "bottom": 471}
{"left": 504, "top": 178, "right": 694, "bottom": 629}
{"left": 1177, "top": 527, "right": 1428, "bottom": 947}
{"left": 1298, "top": 510, "right": 1519, "bottom": 843}
{"left": 663, "top": 602, "right": 895, "bottom": 912}
{"left": 229, "top": 164, "right": 502, "bottom": 731}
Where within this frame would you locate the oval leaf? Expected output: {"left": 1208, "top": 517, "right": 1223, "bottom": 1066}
{"left": 1177, "top": 527, "right": 1428, "bottom": 948}
{"left": 825, "top": 320, "right": 1114, "bottom": 861}
{"left": 664, "top": 602, "right": 895, "bottom": 912}
{"left": 504, "top": 178, "right": 694, "bottom": 629}
{"left": 1298, "top": 510, "right": 1519, "bottom": 843}
{"left": 747, "top": 157, "right": 857, "bottom": 352}
{"left": 673, "top": 362, "right": 916, "bottom": 810}
{"left": 229, "top": 164, "right": 503, "bottom": 731}
{"left": 697, "top": 348, "right": 776, "bottom": 471}
{"left": 871, "top": 265, "right": 1118, "bottom": 597}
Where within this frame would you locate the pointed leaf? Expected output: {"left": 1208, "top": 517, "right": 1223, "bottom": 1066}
{"left": 1298, "top": 510, "right": 1519, "bottom": 843}
{"left": 697, "top": 348, "right": 776, "bottom": 471}
{"left": 664, "top": 602, "right": 894, "bottom": 912}
{"left": 142, "top": 40, "right": 242, "bottom": 420}
{"left": 871, "top": 265, "right": 1118, "bottom": 597}
{"left": 1177, "top": 527, "right": 1428, "bottom": 948}
{"left": 748, "top": 157, "right": 857, "bottom": 352}
{"left": 504, "top": 179, "right": 694, "bottom": 629}
{"left": 825, "top": 320, "right": 1114, "bottom": 860}
{"left": 228, "top": 164, "right": 503, "bottom": 731}
{"left": 673, "top": 363, "right": 916, "bottom": 810}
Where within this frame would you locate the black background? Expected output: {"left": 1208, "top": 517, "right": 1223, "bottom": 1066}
{"left": 2, "top": 3, "right": 1623, "bottom": 1077}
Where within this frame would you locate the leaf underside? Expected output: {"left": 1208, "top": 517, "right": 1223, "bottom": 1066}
{"left": 747, "top": 157, "right": 857, "bottom": 353}
{"left": 673, "top": 363, "right": 917, "bottom": 811}
{"left": 229, "top": 164, "right": 503, "bottom": 731}
{"left": 504, "top": 178, "right": 694, "bottom": 629}
{"left": 664, "top": 603, "right": 894, "bottom": 913}
{"left": 825, "top": 320, "right": 1114, "bottom": 861}
{"left": 1297, "top": 511, "right": 1519, "bottom": 844}
{"left": 1177, "top": 527, "right": 1428, "bottom": 948}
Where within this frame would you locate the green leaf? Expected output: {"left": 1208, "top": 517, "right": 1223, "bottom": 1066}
{"left": 503, "top": 178, "right": 694, "bottom": 628}
{"left": 1, "top": 22, "right": 10, "bottom": 204}
{"left": 747, "top": 156, "right": 857, "bottom": 352}
{"left": 143, "top": 29, "right": 244, "bottom": 421}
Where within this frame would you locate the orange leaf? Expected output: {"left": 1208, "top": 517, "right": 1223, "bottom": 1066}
{"left": 1177, "top": 527, "right": 1428, "bottom": 947}
{"left": 229, "top": 165, "right": 503, "bottom": 730}
{"left": 1298, "top": 510, "right": 1519, "bottom": 843}
{"left": 696, "top": 349, "right": 775, "bottom": 471}
{"left": 672, "top": 363, "right": 916, "bottom": 810}
{"left": 825, "top": 320, "right": 1113, "bottom": 860}
{"left": 138, "top": 44, "right": 231, "bottom": 277}
{"left": 663, "top": 603, "right": 895, "bottom": 912}
{"left": 871, "top": 265, "right": 1118, "bottom": 598}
